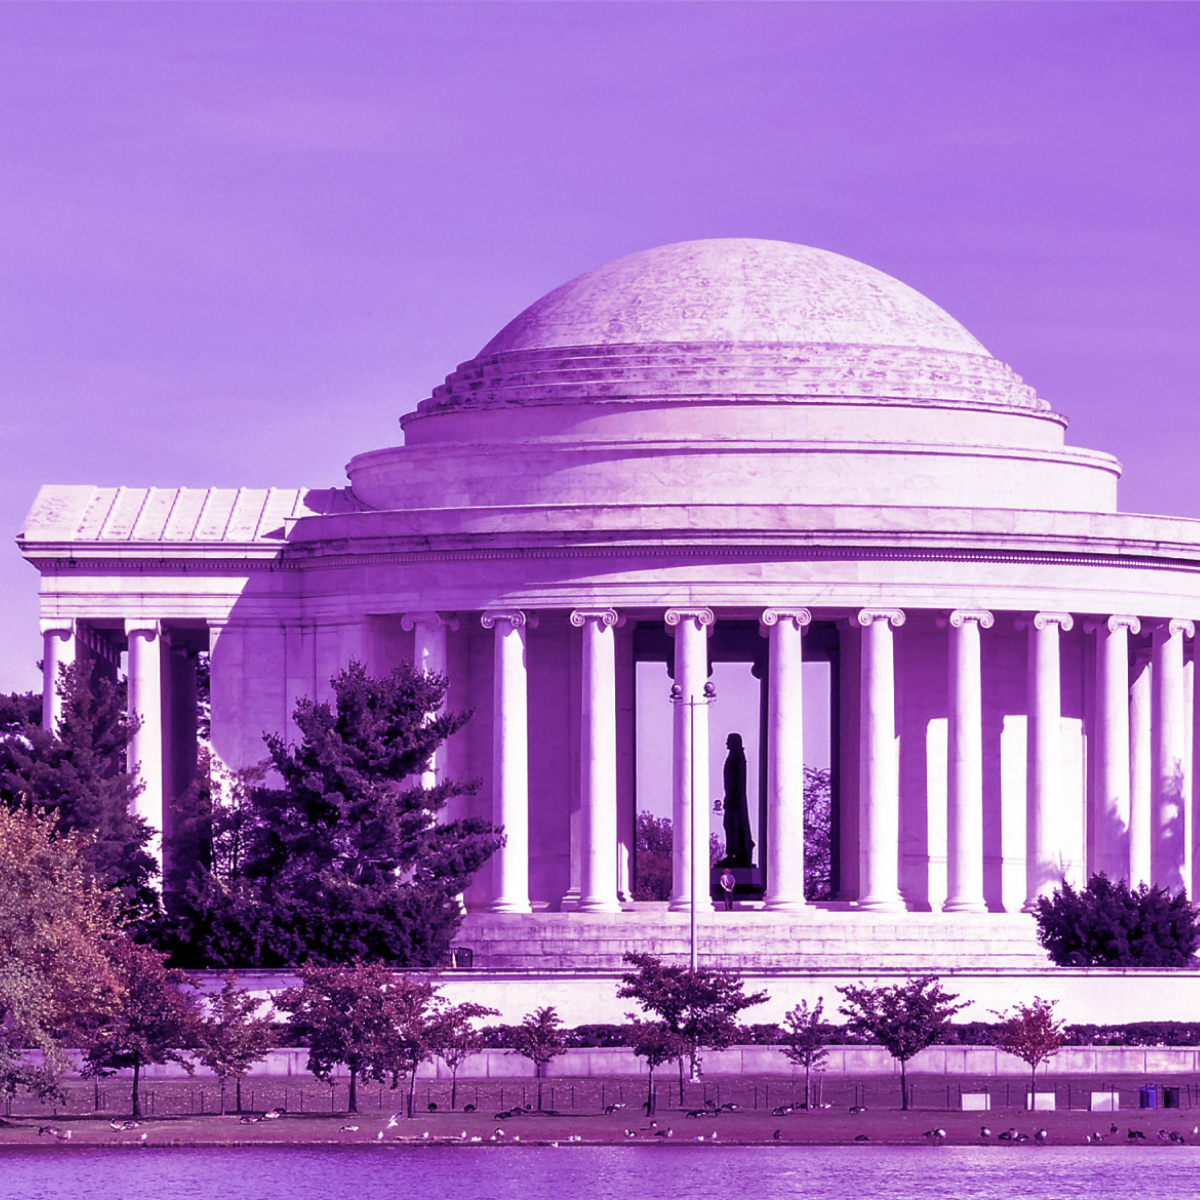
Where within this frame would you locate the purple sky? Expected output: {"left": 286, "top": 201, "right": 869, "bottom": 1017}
{"left": 2, "top": 2, "right": 1198, "bottom": 692}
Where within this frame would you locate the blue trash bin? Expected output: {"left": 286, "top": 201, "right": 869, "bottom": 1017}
{"left": 1139, "top": 1085, "right": 1157, "bottom": 1109}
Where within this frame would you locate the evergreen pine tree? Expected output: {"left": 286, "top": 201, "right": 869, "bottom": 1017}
{"left": 164, "top": 660, "right": 500, "bottom": 967}
{"left": 0, "top": 663, "right": 158, "bottom": 924}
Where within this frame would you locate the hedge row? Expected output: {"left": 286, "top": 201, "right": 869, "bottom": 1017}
{"left": 477, "top": 1021, "right": 1200, "bottom": 1050}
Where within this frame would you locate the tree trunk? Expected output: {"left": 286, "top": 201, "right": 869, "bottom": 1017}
{"left": 450, "top": 1071, "right": 458, "bottom": 1111}
{"left": 536, "top": 1067, "right": 544, "bottom": 1112}
{"left": 236, "top": 1075, "right": 243, "bottom": 1114}
{"left": 219, "top": 1078, "right": 226, "bottom": 1117}
{"left": 677, "top": 1057, "right": 686, "bottom": 1106}
{"left": 131, "top": 1059, "right": 142, "bottom": 1119}
{"left": 900, "top": 1059, "right": 908, "bottom": 1111}
{"left": 407, "top": 1068, "right": 418, "bottom": 1118}
{"left": 805, "top": 1065, "right": 811, "bottom": 1111}
{"left": 1031, "top": 1064, "right": 1037, "bottom": 1110}
{"left": 645, "top": 1067, "right": 656, "bottom": 1116}
{"left": 349, "top": 1066, "right": 358, "bottom": 1114}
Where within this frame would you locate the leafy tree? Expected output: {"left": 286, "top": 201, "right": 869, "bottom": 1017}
{"left": 510, "top": 1006, "right": 568, "bottom": 1110}
{"left": 0, "top": 691, "right": 40, "bottom": 734}
{"left": 375, "top": 974, "right": 440, "bottom": 1119}
{"left": 195, "top": 972, "right": 276, "bottom": 1114}
{"left": 275, "top": 960, "right": 400, "bottom": 1114}
{"left": 0, "top": 663, "right": 158, "bottom": 924}
{"left": 0, "top": 806, "right": 124, "bottom": 1100}
{"left": 626, "top": 1017, "right": 685, "bottom": 1116}
{"left": 1035, "top": 873, "right": 1200, "bottom": 966}
{"left": 633, "top": 812, "right": 673, "bottom": 901}
{"left": 425, "top": 999, "right": 499, "bottom": 1110}
{"left": 632, "top": 813, "right": 723, "bottom": 901}
{"left": 618, "top": 952, "right": 768, "bottom": 1100}
{"left": 992, "top": 996, "right": 1066, "bottom": 1102}
{"left": 803, "top": 767, "right": 832, "bottom": 900}
{"left": 163, "top": 662, "right": 500, "bottom": 967}
{"left": 837, "top": 975, "right": 967, "bottom": 1110}
{"left": 781, "top": 997, "right": 829, "bottom": 1110}
{"left": 81, "top": 938, "right": 202, "bottom": 1117}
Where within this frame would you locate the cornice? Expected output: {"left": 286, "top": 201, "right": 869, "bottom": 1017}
{"left": 28, "top": 537, "right": 1200, "bottom": 580}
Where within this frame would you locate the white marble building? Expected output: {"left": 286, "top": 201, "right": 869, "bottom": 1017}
{"left": 19, "top": 238, "right": 1200, "bottom": 978}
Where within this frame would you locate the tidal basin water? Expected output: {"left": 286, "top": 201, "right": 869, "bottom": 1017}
{"left": 1, "top": 1145, "right": 1196, "bottom": 1200}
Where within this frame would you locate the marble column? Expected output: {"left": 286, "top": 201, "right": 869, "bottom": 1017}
{"left": 40, "top": 619, "right": 76, "bottom": 734}
{"left": 1152, "top": 618, "right": 1194, "bottom": 891}
{"left": 664, "top": 607, "right": 715, "bottom": 914}
{"left": 1129, "top": 649, "right": 1153, "bottom": 888}
{"left": 944, "top": 610, "right": 993, "bottom": 913}
{"left": 571, "top": 608, "right": 622, "bottom": 913}
{"left": 1023, "top": 612, "right": 1073, "bottom": 912}
{"left": 481, "top": 610, "right": 536, "bottom": 914}
{"left": 761, "top": 607, "right": 811, "bottom": 912}
{"left": 856, "top": 608, "right": 906, "bottom": 913}
{"left": 125, "top": 619, "right": 164, "bottom": 875}
{"left": 401, "top": 612, "right": 460, "bottom": 790}
{"left": 1089, "top": 615, "right": 1139, "bottom": 880}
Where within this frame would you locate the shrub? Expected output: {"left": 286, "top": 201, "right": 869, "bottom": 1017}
{"left": 1035, "top": 873, "right": 1200, "bottom": 966}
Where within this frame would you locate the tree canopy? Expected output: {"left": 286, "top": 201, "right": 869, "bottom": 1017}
{"left": 0, "top": 664, "right": 157, "bottom": 924}
{"left": 1035, "top": 873, "right": 1200, "bottom": 967}
{"left": 0, "top": 806, "right": 124, "bottom": 1099}
{"left": 991, "top": 995, "right": 1065, "bottom": 1098}
{"left": 81, "top": 937, "right": 202, "bottom": 1118}
{"left": 618, "top": 951, "right": 768, "bottom": 1094}
{"left": 837, "top": 975, "right": 967, "bottom": 1109}
{"left": 163, "top": 661, "right": 500, "bottom": 967}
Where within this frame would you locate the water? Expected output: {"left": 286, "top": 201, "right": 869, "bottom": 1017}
{"left": 1, "top": 1145, "right": 1197, "bottom": 1200}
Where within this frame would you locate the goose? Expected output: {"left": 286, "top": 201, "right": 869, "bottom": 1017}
{"left": 1033, "top": 1129, "right": 1048, "bottom": 1144}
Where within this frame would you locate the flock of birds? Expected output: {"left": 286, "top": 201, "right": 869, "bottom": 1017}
{"left": 25, "top": 1099, "right": 1200, "bottom": 1147}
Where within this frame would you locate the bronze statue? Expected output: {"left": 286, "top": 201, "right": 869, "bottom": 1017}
{"left": 720, "top": 731, "right": 755, "bottom": 868}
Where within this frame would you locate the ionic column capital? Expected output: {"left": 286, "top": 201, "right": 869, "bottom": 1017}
{"left": 401, "top": 611, "right": 460, "bottom": 634}
{"left": 481, "top": 609, "right": 538, "bottom": 631}
{"left": 760, "top": 607, "right": 812, "bottom": 634}
{"left": 1084, "top": 614, "right": 1142, "bottom": 636}
{"left": 856, "top": 608, "right": 905, "bottom": 629}
{"left": 1150, "top": 617, "right": 1195, "bottom": 640}
{"left": 945, "top": 609, "right": 994, "bottom": 629}
{"left": 664, "top": 607, "right": 715, "bottom": 631}
{"left": 1035, "top": 611, "right": 1073, "bottom": 632}
{"left": 1016, "top": 611, "right": 1074, "bottom": 633}
{"left": 124, "top": 619, "right": 160, "bottom": 640}
{"left": 570, "top": 608, "right": 623, "bottom": 629}
{"left": 40, "top": 618, "right": 74, "bottom": 640}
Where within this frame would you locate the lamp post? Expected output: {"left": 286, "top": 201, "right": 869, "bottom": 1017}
{"left": 670, "top": 679, "right": 717, "bottom": 973}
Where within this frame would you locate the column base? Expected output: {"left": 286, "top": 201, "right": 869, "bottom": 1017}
{"left": 943, "top": 898, "right": 988, "bottom": 914}
{"left": 489, "top": 900, "right": 533, "bottom": 915}
{"left": 668, "top": 898, "right": 716, "bottom": 913}
{"left": 857, "top": 896, "right": 906, "bottom": 913}
{"left": 577, "top": 899, "right": 622, "bottom": 914}
{"left": 1020, "top": 898, "right": 1043, "bottom": 915}
{"left": 762, "top": 898, "right": 809, "bottom": 913}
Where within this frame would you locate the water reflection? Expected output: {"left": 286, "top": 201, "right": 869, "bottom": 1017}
{"left": 0, "top": 1145, "right": 1196, "bottom": 1200}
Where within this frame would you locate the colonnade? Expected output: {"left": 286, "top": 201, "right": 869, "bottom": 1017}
{"left": 40, "top": 604, "right": 1200, "bottom": 912}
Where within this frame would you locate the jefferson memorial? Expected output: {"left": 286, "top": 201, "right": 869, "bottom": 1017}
{"left": 19, "top": 239, "right": 1200, "bottom": 991}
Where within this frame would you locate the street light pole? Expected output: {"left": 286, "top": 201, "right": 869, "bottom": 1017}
{"left": 670, "top": 679, "right": 717, "bottom": 974}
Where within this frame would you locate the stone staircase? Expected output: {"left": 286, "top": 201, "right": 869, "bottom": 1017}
{"left": 456, "top": 907, "right": 1049, "bottom": 973}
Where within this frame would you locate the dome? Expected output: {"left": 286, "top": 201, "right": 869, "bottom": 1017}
{"left": 405, "top": 237, "right": 1045, "bottom": 423}
{"left": 351, "top": 239, "right": 1116, "bottom": 519}
{"left": 480, "top": 238, "right": 988, "bottom": 357}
